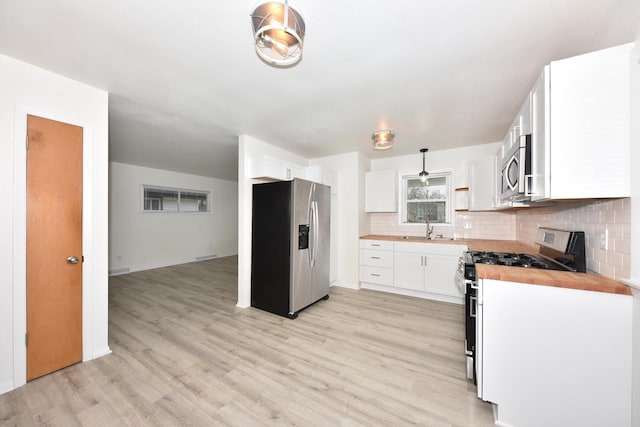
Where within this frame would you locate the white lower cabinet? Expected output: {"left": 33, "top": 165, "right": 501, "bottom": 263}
{"left": 478, "top": 278, "right": 632, "bottom": 427}
{"left": 393, "top": 252, "right": 425, "bottom": 291}
{"left": 424, "top": 253, "right": 460, "bottom": 296}
{"left": 359, "top": 265, "right": 393, "bottom": 286}
{"left": 359, "top": 240, "right": 394, "bottom": 287}
{"left": 360, "top": 239, "right": 467, "bottom": 303}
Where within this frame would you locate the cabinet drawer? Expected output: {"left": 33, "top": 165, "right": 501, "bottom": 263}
{"left": 359, "top": 249, "right": 393, "bottom": 268}
{"left": 359, "top": 239, "right": 394, "bottom": 250}
{"left": 394, "top": 241, "right": 467, "bottom": 256}
{"left": 359, "top": 266, "right": 393, "bottom": 286}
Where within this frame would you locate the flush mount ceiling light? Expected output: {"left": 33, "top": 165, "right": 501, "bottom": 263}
{"left": 418, "top": 148, "right": 429, "bottom": 183}
{"left": 251, "top": 0, "right": 306, "bottom": 67}
{"left": 372, "top": 130, "right": 395, "bottom": 150}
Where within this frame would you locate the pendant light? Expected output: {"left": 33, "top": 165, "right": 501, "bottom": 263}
{"left": 251, "top": 0, "right": 306, "bottom": 67}
{"left": 418, "top": 148, "right": 429, "bottom": 183}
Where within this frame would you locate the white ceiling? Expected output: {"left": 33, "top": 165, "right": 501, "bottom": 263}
{"left": 0, "top": 0, "right": 638, "bottom": 181}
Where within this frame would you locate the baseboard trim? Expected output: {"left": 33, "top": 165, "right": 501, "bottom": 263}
{"left": 492, "top": 404, "right": 515, "bottom": 427}
{"left": 195, "top": 254, "right": 218, "bottom": 261}
{"left": 93, "top": 346, "right": 112, "bottom": 359}
{"left": 330, "top": 281, "right": 359, "bottom": 290}
{"left": 108, "top": 267, "right": 130, "bottom": 276}
{"left": 360, "top": 282, "right": 464, "bottom": 305}
{"left": 0, "top": 380, "right": 13, "bottom": 395}
{"left": 120, "top": 253, "right": 239, "bottom": 275}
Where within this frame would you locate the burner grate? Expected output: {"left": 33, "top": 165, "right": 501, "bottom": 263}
{"left": 467, "top": 251, "right": 562, "bottom": 270}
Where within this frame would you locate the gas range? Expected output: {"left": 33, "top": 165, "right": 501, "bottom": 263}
{"left": 460, "top": 228, "right": 586, "bottom": 384}
{"left": 461, "top": 227, "right": 587, "bottom": 281}
{"left": 461, "top": 251, "right": 570, "bottom": 281}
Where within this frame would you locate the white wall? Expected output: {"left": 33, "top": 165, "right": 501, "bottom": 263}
{"left": 628, "top": 36, "right": 640, "bottom": 427}
{"left": 311, "top": 152, "right": 370, "bottom": 290}
{"left": 0, "top": 54, "right": 109, "bottom": 394}
{"left": 368, "top": 143, "right": 501, "bottom": 231}
{"left": 237, "top": 135, "right": 370, "bottom": 306}
{"left": 370, "top": 143, "right": 500, "bottom": 186}
{"left": 237, "top": 135, "right": 310, "bottom": 307}
{"left": 109, "top": 162, "right": 238, "bottom": 274}
{"left": 358, "top": 153, "right": 371, "bottom": 238}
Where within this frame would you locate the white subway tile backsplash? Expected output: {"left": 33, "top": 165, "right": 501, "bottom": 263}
{"left": 599, "top": 263, "right": 615, "bottom": 279}
{"left": 368, "top": 210, "right": 517, "bottom": 241}
{"left": 608, "top": 252, "right": 624, "bottom": 268}
{"left": 368, "top": 198, "right": 630, "bottom": 281}
{"left": 615, "top": 268, "right": 630, "bottom": 281}
{"left": 515, "top": 198, "right": 630, "bottom": 281}
{"left": 615, "top": 239, "right": 630, "bottom": 254}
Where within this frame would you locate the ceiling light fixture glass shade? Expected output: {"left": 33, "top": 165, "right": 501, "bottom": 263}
{"left": 418, "top": 148, "right": 429, "bottom": 183}
{"left": 372, "top": 130, "right": 395, "bottom": 150}
{"left": 251, "top": 0, "right": 305, "bottom": 67}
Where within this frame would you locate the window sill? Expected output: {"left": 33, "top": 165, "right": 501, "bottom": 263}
{"left": 400, "top": 223, "right": 454, "bottom": 228}
{"left": 139, "top": 211, "right": 212, "bottom": 214}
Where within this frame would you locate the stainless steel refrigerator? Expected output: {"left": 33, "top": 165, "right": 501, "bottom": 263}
{"left": 251, "top": 178, "right": 330, "bottom": 318}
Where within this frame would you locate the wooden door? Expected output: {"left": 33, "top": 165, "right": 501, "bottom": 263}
{"left": 26, "top": 114, "right": 83, "bottom": 381}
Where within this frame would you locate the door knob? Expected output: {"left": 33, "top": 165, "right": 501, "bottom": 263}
{"left": 67, "top": 256, "right": 79, "bottom": 265}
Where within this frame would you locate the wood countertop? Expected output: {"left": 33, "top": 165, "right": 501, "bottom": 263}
{"left": 359, "top": 234, "right": 631, "bottom": 296}
{"left": 360, "top": 234, "right": 538, "bottom": 253}
{"left": 476, "top": 264, "right": 631, "bottom": 296}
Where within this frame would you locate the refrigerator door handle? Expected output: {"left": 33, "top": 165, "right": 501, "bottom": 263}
{"left": 312, "top": 201, "right": 319, "bottom": 269}
{"left": 308, "top": 205, "right": 314, "bottom": 268}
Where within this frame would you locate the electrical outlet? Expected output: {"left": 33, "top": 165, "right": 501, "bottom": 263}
{"left": 599, "top": 229, "right": 609, "bottom": 250}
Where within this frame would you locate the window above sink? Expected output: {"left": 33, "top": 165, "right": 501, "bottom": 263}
{"left": 401, "top": 172, "right": 453, "bottom": 226}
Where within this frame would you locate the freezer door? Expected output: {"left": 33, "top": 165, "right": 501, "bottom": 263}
{"left": 311, "top": 183, "right": 331, "bottom": 303}
{"left": 290, "top": 179, "right": 313, "bottom": 313}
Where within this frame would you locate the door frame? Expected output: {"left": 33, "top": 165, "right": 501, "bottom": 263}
{"left": 12, "top": 105, "right": 95, "bottom": 388}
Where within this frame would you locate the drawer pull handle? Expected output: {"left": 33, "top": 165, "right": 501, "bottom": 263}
{"left": 371, "top": 244, "right": 380, "bottom": 247}
{"left": 371, "top": 273, "right": 380, "bottom": 277}
{"left": 371, "top": 256, "right": 380, "bottom": 259}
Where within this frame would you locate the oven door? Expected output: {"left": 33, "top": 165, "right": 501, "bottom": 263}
{"left": 465, "top": 280, "right": 478, "bottom": 382}
{"left": 458, "top": 258, "right": 478, "bottom": 381}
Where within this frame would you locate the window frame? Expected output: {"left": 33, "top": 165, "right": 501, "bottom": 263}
{"left": 400, "top": 171, "right": 454, "bottom": 227}
{"left": 141, "top": 185, "right": 211, "bottom": 213}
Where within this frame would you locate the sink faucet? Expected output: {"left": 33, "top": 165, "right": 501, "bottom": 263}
{"left": 425, "top": 215, "right": 434, "bottom": 240}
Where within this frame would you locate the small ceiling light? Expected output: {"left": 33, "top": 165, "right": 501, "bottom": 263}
{"left": 418, "top": 148, "right": 429, "bottom": 183}
{"left": 372, "top": 130, "right": 395, "bottom": 151}
{"left": 251, "top": 0, "right": 305, "bottom": 67}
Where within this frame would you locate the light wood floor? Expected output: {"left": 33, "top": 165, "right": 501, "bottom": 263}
{"left": 0, "top": 256, "right": 495, "bottom": 426}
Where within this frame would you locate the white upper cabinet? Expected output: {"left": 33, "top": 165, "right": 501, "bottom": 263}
{"left": 530, "top": 68, "right": 548, "bottom": 201}
{"left": 365, "top": 170, "right": 397, "bottom": 212}
{"left": 468, "top": 154, "right": 498, "bottom": 211}
{"left": 250, "top": 154, "right": 305, "bottom": 181}
{"left": 500, "top": 94, "right": 532, "bottom": 159}
{"left": 530, "top": 43, "right": 632, "bottom": 200}
{"left": 517, "top": 93, "right": 532, "bottom": 138}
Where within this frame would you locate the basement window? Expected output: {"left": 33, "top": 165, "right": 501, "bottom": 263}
{"left": 142, "top": 186, "right": 209, "bottom": 212}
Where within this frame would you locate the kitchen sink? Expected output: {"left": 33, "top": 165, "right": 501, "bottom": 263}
{"left": 400, "top": 235, "right": 455, "bottom": 241}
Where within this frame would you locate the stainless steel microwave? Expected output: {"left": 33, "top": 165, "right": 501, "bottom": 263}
{"left": 500, "top": 134, "right": 532, "bottom": 202}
